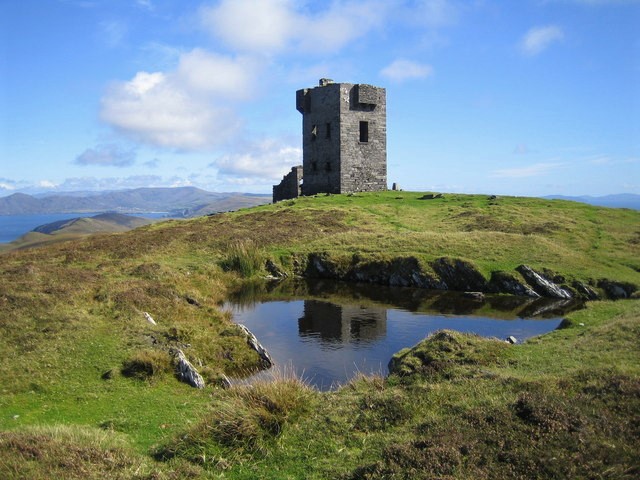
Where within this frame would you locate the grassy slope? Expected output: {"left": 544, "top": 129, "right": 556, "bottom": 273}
{"left": 0, "top": 214, "right": 155, "bottom": 253}
{"left": 0, "top": 192, "right": 638, "bottom": 479}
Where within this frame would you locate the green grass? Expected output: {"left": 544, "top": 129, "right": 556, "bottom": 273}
{"left": 219, "top": 240, "right": 265, "bottom": 277}
{"left": 0, "top": 191, "right": 638, "bottom": 478}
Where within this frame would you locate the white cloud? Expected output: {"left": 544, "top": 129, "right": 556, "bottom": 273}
{"left": 490, "top": 162, "right": 564, "bottom": 178}
{"left": 520, "top": 25, "right": 564, "bottom": 56}
{"left": 75, "top": 144, "right": 136, "bottom": 167}
{"left": 297, "top": 1, "right": 388, "bottom": 53}
{"left": 212, "top": 139, "right": 302, "bottom": 182}
{"left": 199, "top": 0, "right": 389, "bottom": 54}
{"left": 100, "top": 56, "right": 248, "bottom": 150}
{"left": 57, "top": 175, "right": 165, "bottom": 191}
{"left": 38, "top": 180, "right": 58, "bottom": 188}
{"left": 200, "top": 0, "right": 296, "bottom": 53}
{"left": 176, "top": 49, "right": 259, "bottom": 99}
{"left": 0, "top": 178, "right": 31, "bottom": 194}
{"left": 380, "top": 59, "right": 434, "bottom": 82}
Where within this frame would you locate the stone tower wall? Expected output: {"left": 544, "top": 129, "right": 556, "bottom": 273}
{"left": 297, "top": 82, "right": 343, "bottom": 196}
{"left": 339, "top": 84, "right": 387, "bottom": 193}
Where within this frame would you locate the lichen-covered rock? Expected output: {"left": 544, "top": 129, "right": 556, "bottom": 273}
{"left": 349, "top": 256, "right": 444, "bottom": 289}
{"left": 143, "top": 311, "right": 157, "bottom": 325}
{"left": 489, "top": 271, "right": 539, "bottom": 297}
{"left": 172, "top": 349, "right": 205, "bottom": 389}
{"left": 237, "top": 324, "right": 273, "bottom": 368}
{"left": 301, "top": 253, "right": 632, "bottom": 301}
{"left": 265, "top": 259, "right": 288, "bottom": 279}
{"left": 305, "top": 253, "right": 446, "bottom": 289}
{"left": 305, "top": 252, "right": 342, "bottom": 278}
{"left": 516, "top": 265, "right": 573, "bottom": 299}
{"left": 572, "top": 281, "right": 600, "bottom": 300}
{"left": 431, "top": 257, "right": 488, "bottom": 292}
{"left": 597, "top": 279, "right": 636, "bottom": 299}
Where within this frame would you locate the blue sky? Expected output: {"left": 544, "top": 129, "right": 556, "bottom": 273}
{"left": 1, "top": 0, "right": 638, "bottom": 197}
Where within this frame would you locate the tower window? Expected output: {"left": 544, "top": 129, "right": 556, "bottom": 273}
{"left": 326, "top": 123, "right": 331, "bottom": 139}
{"left": 325, "top": 161, "right": 332, "bottom": 172}
{"left": 311, "top": 125, "right": 317, "bottom": 141}
{"left": 359, "top": 121, "right": 369, "bottom": 143}
{"left": 311, "top": 161, "right": 318, "bottom": 171}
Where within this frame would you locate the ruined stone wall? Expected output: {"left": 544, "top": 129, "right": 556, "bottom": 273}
{"left": 273, "top": 165, "right": 303, "bottom": 202}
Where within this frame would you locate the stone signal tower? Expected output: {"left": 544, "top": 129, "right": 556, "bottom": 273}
{"left": 273, "top": 78, "right": 387, "bottom": 202}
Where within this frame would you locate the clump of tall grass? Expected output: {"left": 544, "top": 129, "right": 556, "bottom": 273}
{"left": 219, "top": 240, "right": 264, "bottom": 277}
{"left": 156, "top": 367, "right": 317, "bottom": 465}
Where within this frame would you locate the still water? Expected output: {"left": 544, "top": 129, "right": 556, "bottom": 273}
{"left": 225, "top": 280, "right": 580, "bottom": 390}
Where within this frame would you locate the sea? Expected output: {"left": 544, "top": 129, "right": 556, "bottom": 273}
{"left": 0, "top": 212, "right": 170, "bottom": 244}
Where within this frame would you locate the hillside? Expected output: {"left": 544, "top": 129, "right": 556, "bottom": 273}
{"left": 32, "top": 213, "right": 152, "bottom": 235}
{"left": 0, "top": 187, "right": 270, "bottom": 216}
{"left": 0, "top": 192, "right": 638, "bottom": 479}
{"left": 0, "top": 213, "right": 155, "bottom": 252}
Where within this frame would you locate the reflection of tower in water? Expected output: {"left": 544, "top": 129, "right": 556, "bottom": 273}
{"left": 298, "top": 300, "right": 387, "bottom": 345}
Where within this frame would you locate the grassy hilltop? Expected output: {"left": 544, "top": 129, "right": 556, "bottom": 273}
{"left": 0, "top": 192, "right": 638, "bottom": 479}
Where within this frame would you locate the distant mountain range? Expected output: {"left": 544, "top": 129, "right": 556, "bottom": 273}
{"left": 544, "top": 194, "right": 640, "bottom": 210}
{"left": 0, "top": 187, "right": 271, "bottom": 216}
{"left": 2, "top": 188, "right": 637, "bottom": 216}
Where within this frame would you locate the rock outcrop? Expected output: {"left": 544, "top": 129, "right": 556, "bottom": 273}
{"left": 572, "top": 281, "right": 599, "bottom": 300}
{"left": 597, "top": 279, "right": 636, "bottom": 299}
{"left": 143, "top": 311, "right": 157, "bottom": 325}
{"left": 431, "top": 257, "right": 488, "bottom": 292}
{"left": 304, "top": 253, "right": 445, "bottom": 289}
{"left": 489, "top": 271, "right": 539, "bottom": 297}
{"left": 265, "top": 259, "right": 288, "bottom": 279}
{"left": 172, "top": 349, "right": 205, "bottom": 389}
{"left": 297, "top": 252, "right": 634, "bottom": 300}
{"left": 237, "top": 324, "right": 273, "bottom": 368}
{"left": 516, "top": 265, "right": 573, "bottom": 299}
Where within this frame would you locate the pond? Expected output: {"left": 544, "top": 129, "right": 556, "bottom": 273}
{"left": 224, "top": 279, "right": 581, "bottom": 391}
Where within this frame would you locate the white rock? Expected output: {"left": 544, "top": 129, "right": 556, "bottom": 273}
{"left": 143, "top": 312, "right": 156, "bottom": 325}
{"left": 173, "top": 349, "right": 205, "bottom": 389}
